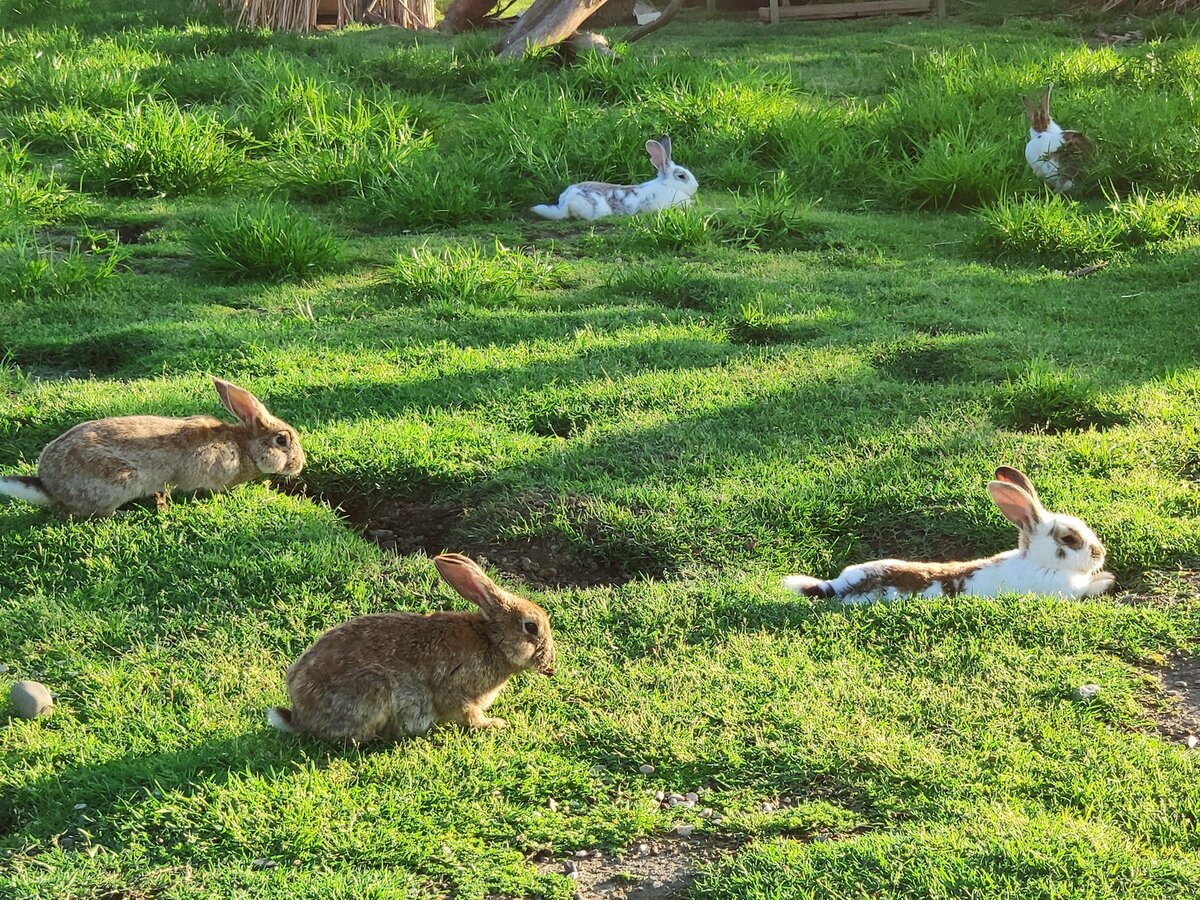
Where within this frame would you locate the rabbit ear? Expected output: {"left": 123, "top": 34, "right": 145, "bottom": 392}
{"left": 646, "top": 139, "right": 668, "bottom": 173}
{"left": 993, "top": 466, "right": 1045, "bottom": 511}
{"left": 987, "top": 481, "right": 1043, "bottom": 535}
{"left": 658, "top": 134, "right": 672, "bottom": 164}
{"left": 1041, "top": 82, "right": 1053, "bottom": 118}
{"left": 434, "top": 553, "right": 507, "bottom": 619}
{"left": 213, "top": 378, "right": 271, "bottom": 430}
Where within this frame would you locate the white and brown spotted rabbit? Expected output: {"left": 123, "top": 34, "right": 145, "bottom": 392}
{"left": 267, "top": 553, "right": 556, "bottom": 744}
{"left": 784, "top": 467, "right": 1115, "bottom": 604}
{"left": 1023, "top": 83, "right": 1092, "bottom": 192}
{"left": 0, "top": 378, "right": 304, "bottom": 518}
{"left": 532, "top": 135, "right": 698, "bottom": 221}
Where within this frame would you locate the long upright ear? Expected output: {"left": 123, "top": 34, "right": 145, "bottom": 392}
{"left": 658, "top": 134, "right": 672, "bottom": 164}
{"left": 213, "top": 378, "right": 271, "bottom": 430}
{"left": 645, "top": 139, "right": 668, "bottom": 174}
{"left": 434, "top": 553, "right": 505, "bottom": 619}
{"left": 993, "top": 466, "right": 1044, "bottom": 510}
{"left": 1041, "top": 82, "right": 1054, "bottom": 120}
{"left": 987, "top": 481, "right": 1043, "bottom": 535}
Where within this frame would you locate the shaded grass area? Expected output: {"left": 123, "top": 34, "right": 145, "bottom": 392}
{"left": 1, "top": 1, "right": 1200, "bottom": 898}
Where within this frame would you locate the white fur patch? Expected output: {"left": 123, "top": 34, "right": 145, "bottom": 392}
{"left": 266, "top": 707, "right": 295, "bottom": 733}
{"left": 0, "top": 477, "right": 51, "bottom": 505}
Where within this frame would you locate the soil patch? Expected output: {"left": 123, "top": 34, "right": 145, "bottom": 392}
{"left": 298, "top": 487, "right": 660, "bottom": 589}
{"left": 533, "top": 833, "right": 746, "bottom": 899}
{"left": 1147, "top": 653, "right": 1200, "bottom": 745}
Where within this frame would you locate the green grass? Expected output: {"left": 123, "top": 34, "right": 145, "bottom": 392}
{"left": 189, "top": 200, "right": 344, "bottom": 283}
{"left": 1, "top": 2, "right": 1200, "bottom": 898}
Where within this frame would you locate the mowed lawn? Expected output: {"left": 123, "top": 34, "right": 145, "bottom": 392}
{"left": 2, "top": 0, "right": 1200, "bottom": 897}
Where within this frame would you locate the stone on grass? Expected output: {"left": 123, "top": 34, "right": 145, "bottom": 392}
{"left": 10, "top": 681, "right": 53, "bottom": 719}
{"left": 1071, "top": 684, "right": 1101, "bottom": 702}
{"left": 673, "top": 825, "right": 695, "bottom": 837}
{"left": 638, "top": 764, "right": 656, "bottom": 774}
{"left": 1187, "top": 735, "right": 1198, "bottom": 750}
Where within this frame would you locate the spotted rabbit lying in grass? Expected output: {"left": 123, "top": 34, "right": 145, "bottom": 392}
{"left": 532, "top": 135, "right": 698, "bottom": 221}
{"left": 784, "top": 467, "right": 1115, "bottom": 604}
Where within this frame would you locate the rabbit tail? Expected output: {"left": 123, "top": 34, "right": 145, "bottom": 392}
{"left": 266, "top": 706, "right": 297, "bottom": 733}
{"left": 531, "top": 203, "right": 568, "bottom": 220}
{"left": 0, "top": 476, "right": 52, "bottom": 506}
{"left": 782, "top": 574, "right": 837, "bottom": 598}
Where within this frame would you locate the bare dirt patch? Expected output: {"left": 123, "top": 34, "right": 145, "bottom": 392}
{"left": 1147, "top": 653, "right": 1200, "bottom": 746}
{"left": 534, "top": 833, "right": 746, "bottom": 899}
{"left": 297, "top": 487, "right": 663, "bottom": 589}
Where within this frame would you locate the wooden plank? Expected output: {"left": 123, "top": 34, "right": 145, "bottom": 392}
{"left": 758, "top": 0, "right": 930, "bottom": 21}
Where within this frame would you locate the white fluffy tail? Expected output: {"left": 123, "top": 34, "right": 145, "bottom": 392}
{"left": 531, "top": 203, "right": 567, "bottom": 220}
{"left": 266, "top": 706, "right": 296, "bottom": 733}
{"left": 0, "top": 476, "right": 52, "bottom": 506}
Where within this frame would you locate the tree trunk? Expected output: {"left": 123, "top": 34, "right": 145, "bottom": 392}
{"left": 438, "top": 0, "right": 496, "bottom": 31}
{"left": 494, "top": 0, "right": 608, "bottom": 58}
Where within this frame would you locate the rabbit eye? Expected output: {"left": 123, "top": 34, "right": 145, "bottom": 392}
{"left": 524, "top": 621, "right": 539, "bottom": 637}
{"left": 273, "top": 433, "right": 290, "bottom": 449}
{"left": 676, "top": 172, "right": 687, "bottom": 180}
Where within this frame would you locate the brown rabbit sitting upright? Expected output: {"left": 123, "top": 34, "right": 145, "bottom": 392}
{"left": 0, "top": 378, "right": 304, "bottom": 518}
{"left": 267, "top": 553, "right": 557, "bottom": 744}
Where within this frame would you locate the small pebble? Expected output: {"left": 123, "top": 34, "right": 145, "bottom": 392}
{"left": 638, "top": 764, "right": 656, "bottom": 775}
{"left": 564, "top": 860, "right": 578, "bottom": 875}
{"left": 73, "top": 803, "right": 87, "bottom": 811}
{"left": 700, "top": 808, "right": 714, "bottom": 818}
{"left": 0, "top": 663, "right": 8, "bottom": 674}
{"left": 1071, "top": 684, "right": 1101, "bottom": 702}
{"left": 1187, "top": 735, "right": 1198, "bottom": 750}
{"left": 654, "top": 791, "right": 665, "bottom": 802}
{"left": 547, "top": 798, "right": 559, "bottom": 812}
{"left": 636, "top": 842, "right": 650, "bottom": 854}
{"left": 251, "top": 859, "right": 277, "bottom": 870}
{"left": 10, "top": 681, "right": 53, "bottom": 719}
{"left": 685, "top": 792, "right": 699, "bottom": 802}
{"left": 652, "top": 880, "right": 665, "bottom": 888}
{"left": 673, "top": 825, "right": 695, "bottom": 837}
{"left": 59, "top": 836, "right": 75, "bottom": 850}
{"left": 1174, "top": 681, "right": 1189, "bottom": 689}
{"left": 761, "top": 801, "right": 775, "bottom": 813}
{"left": 574, "top": 849, "right": 589, "bottom": 859}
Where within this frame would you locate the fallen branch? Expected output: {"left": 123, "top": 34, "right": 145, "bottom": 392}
{"left": 620, "top": 0, "right": 681, "bottom": 43}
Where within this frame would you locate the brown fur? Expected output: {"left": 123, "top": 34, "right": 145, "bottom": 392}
{"left": 17, "top": 379, "right": 303, "bottom": 517}
{"left": 853, "top": 557, "right": 1006, "bottom": 598}
{"left": 271, "top": 553, "right": 556, "bottom": 744}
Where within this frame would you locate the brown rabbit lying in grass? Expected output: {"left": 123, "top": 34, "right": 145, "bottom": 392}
{"left": 268, "top": 553, "right": 557, "bottom": 744}
{"left": 0, "top": 378, "right": 304, "bottom": 518}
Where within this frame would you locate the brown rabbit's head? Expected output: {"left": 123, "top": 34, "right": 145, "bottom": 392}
{"left": 213, "top": 378, "right": 306, "bottom": 477}
{"left": 434, "top": 553, "right": 557, "bottom": 676}
{"left": 1022, "top": 83, "right": 1053, "bottom": 133}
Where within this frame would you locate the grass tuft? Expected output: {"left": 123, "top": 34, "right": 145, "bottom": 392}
{"left": 0, "top": 227, "right": 126, "bottom": 301}
{"left": 384, "top": 242, "right": 563, "bottom": 305}
{"left": 73, "top": 99, "right": 243, "bottom": 197}
{"left": 995, "top": 358, "right": 1126, "bottom": 433}
{"left": 189, "top": 201, "right": 344, "bottom": 283}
